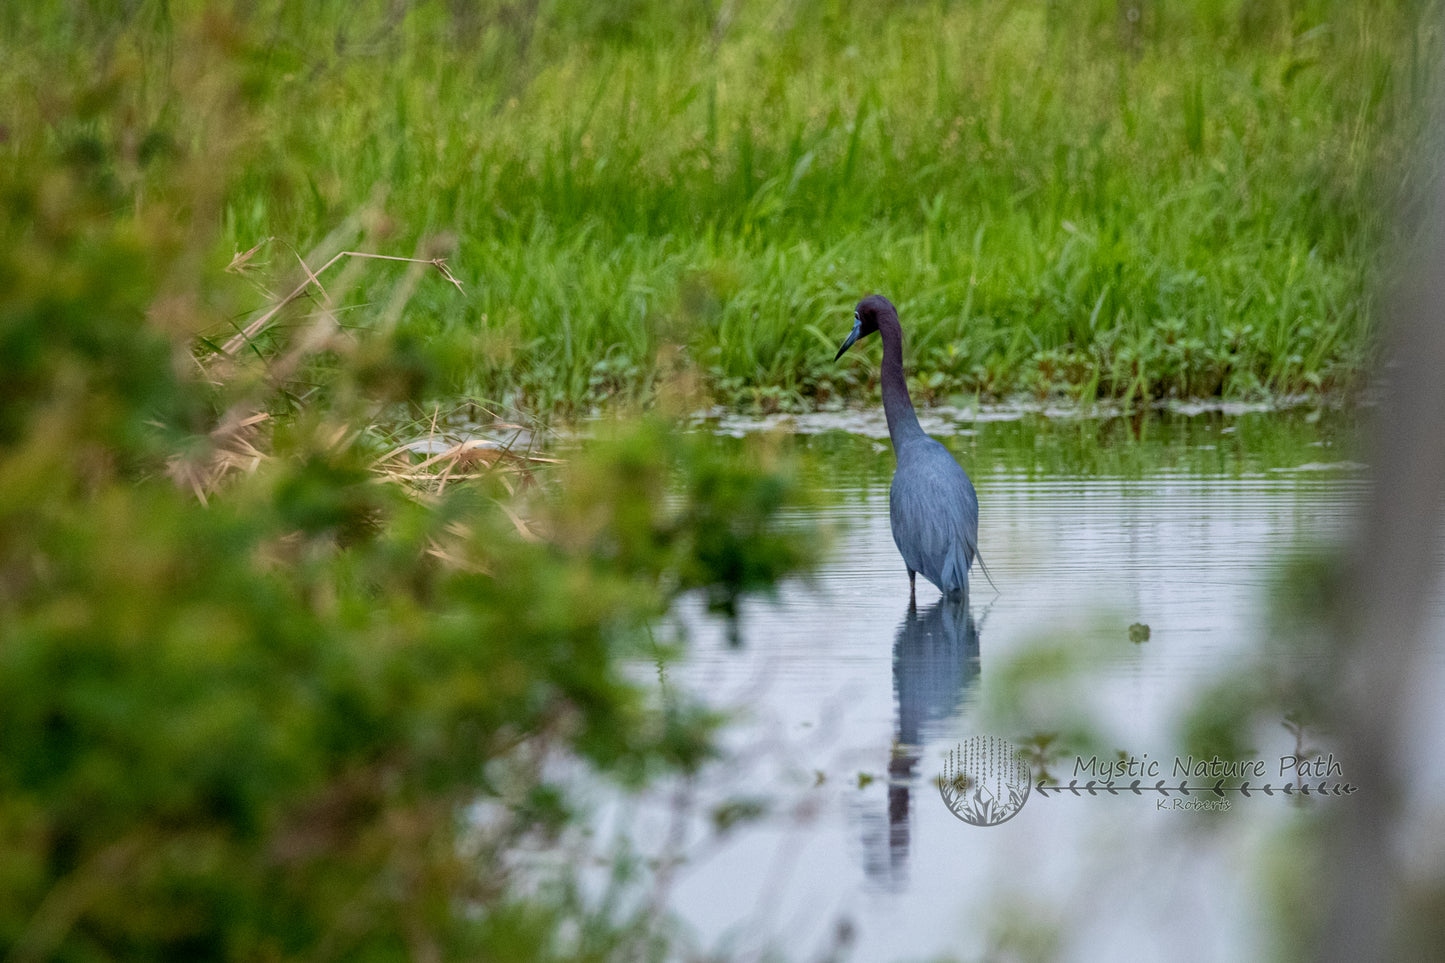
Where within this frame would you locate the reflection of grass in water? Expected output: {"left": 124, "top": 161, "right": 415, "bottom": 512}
{"left": 716, "top": 404, "right": 1366, "bottom": 499}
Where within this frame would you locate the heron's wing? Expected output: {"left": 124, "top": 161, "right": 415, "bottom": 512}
{"left": 889, "top": 472, "right": 936, "bottom": 577}
{"left": 890, "top": 440, "right": 980, "bottom": 594}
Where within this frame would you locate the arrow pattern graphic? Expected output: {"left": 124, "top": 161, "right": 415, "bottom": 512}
{"left": 1034, "top": 779, "right": 1359, "bottom": 798}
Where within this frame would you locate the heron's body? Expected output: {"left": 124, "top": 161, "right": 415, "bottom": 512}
{"left": 889, "top": 434, "right": 979, "bottom": 596}
{"left": 836, "top": 295, "right": 980, "bottom": 601}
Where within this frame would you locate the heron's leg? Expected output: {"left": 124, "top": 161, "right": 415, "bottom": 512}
{"left": 908, "top": 569, "right": 917, "bottom": 608}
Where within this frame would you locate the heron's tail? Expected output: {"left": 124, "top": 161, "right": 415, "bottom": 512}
{"left": 940, "top": 542, "right": 969, "bottom": 597}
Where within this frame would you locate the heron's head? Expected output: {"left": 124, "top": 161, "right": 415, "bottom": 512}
{"left": 834, "top": 295, "right": 895, "bottom": 361}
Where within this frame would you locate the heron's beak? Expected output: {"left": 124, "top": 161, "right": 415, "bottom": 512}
{"left": 834, "top": 319, "right": 862, "bottom": 361}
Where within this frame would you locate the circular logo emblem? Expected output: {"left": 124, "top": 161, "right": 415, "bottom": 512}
{"left": 938, "top": 736, "right": 1032, "bottom": 826}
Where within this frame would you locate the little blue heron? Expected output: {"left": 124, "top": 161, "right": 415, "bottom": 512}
{"left": 835, "top": 295, "right": 983, "bottom": 603}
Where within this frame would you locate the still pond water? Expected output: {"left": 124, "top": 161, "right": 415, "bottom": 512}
{"left": 581, "top": 406, "right": 1440, "bottom": 961}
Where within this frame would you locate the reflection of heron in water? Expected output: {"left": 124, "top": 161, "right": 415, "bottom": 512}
{"left": 859, "top": 596, "right": 981, "bottom": 888}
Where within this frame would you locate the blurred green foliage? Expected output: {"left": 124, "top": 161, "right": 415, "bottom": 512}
{"left": 0, "top": 8, "right": 821, "bottom": 959}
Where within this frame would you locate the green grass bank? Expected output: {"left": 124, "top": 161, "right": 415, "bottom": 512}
{"left": 5, "top": 0, "right": 1440, "bottom": 413}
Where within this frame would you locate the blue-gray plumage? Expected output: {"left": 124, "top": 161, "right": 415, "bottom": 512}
{"left": 835, "top": 295, "right": 981, "bottom": 602}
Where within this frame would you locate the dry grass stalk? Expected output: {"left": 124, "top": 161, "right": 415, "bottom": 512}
{"left": 372, "top": 437, "right": 560, "bottom": 494}
{"left": 219, "top": 249, "right": 462, "bottom": 357}
{"left": 166, "top": 410, "right": 270, "bottom": 505}
{"left": 181, "top": 234, "right": 554, "bottom": 522}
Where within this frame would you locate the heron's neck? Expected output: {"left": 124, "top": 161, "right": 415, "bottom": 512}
{"left": 878, "top": 312, "right": 924, "bottom": 448}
